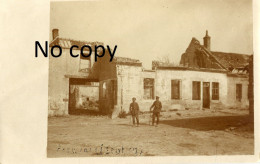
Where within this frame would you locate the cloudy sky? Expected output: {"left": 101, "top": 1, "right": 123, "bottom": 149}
{"left": 50, "top": 0, "right": 253, "bottom": 69}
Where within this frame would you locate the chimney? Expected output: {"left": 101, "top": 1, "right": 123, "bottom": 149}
{"left": 203, "top": 30, "right": 211, "bottom": 50}
{"left": 52, "top": 29, "right": 59, "bottom": 40}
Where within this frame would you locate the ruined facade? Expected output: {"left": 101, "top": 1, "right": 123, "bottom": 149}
{"left": 48, "top": 30, "right": 251, "bottom": 117}
{"left": 48, "top": 29, "right": 102, "bottom": 116}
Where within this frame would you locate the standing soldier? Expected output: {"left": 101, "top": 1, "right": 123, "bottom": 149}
{"left": 150, "top": 96, "right": 162, "bottom": 127}
{"left": 129, "top": 97, "right": 140, "bottom": 127}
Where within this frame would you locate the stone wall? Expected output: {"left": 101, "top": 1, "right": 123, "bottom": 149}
{"left": 111, "top": 66, "right": 230, "bottom": 112}
{"left": 116, "top": 65, "right": 143, "bottom": 113}
{"left": 155, "top": 69, "right": 228, "bottom": 111}
{"left": 48, "top": 49, "right": 70, "bottom": 116}
{"left": 111, "top": 65, "right": 249, "bottom": 114}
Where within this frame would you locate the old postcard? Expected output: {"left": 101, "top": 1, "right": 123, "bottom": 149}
{"left": 47, "top": 0, "right": 255, "bottom": 158}
{"left": 1, "top": 0, "right": 259, "bottom": 163}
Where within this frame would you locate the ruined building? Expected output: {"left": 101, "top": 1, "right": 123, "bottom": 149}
{"left": 48, "top": 29, "right": 252, "bottom": 117}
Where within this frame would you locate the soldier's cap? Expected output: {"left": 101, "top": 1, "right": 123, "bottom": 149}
{"left": 156, "top": 96, "right": 159, "bottom": 99}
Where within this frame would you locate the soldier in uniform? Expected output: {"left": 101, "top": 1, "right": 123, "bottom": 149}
{"left": 150, "top": 96, "right": 162, "bottom": 126}
{"left": 129, "top": 97, "right": 140, "bottom": 127}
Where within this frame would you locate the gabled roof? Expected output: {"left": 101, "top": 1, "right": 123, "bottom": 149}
{"left": 179, "top": 38, "right": 227, "bottom": 70}
{"left": 211, "top": 51, "right": 251, "bottom": 69}
{"left": 179, "top": 37, "right": 251, "bottom": 71}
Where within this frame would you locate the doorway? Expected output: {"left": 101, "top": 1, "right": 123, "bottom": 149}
{"left": 203, "top": 82, "right": 210, "bottom": 108}
{"left": 69, "top": 78, "right": 99, "bottom": 115}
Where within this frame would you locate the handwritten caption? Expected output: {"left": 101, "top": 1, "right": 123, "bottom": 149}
{"left": 57, "top": 144, "right": 143, "bottom": 156}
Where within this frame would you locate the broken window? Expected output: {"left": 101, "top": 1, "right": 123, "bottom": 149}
{"left": 144, "top": 78, "right": 154, "bottom": 99}
{"left": 212, "top": 82, "right": 219, "bottom": 100}
{"left": 192, "top": 81, "right": 201, "bottom": 100}
{"left": 79, "top": 51, "right": 91, "bottom": 72}
{"left": 236, "top": 84, "right": 242, "bottom": 101}
{"left": 171, "top": 80, "right": 180, "bottom": 99}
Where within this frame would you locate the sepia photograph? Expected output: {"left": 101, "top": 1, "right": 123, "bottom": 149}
{"left": 47, "top": 0, "right": 254, "bottom": 157}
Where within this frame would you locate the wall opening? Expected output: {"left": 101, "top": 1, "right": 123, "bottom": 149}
{"left": 69, "top": 78, "right": 99, "bottom": 115}
{"left": 236, "top": 84, "right": 242, "bottom": 102}
{"left": 144, "top": 78, "right": 154, "bottom": 99}
{"left": 203, "top": 82, "right": 210, "bottom": 108}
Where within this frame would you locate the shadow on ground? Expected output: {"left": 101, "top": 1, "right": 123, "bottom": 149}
{"left": 69, "top": 109, "right": 105, "bottom": 116}
{"left": 117, "top": 123, "right": 151, "bottom": 127}
{"left": 160, "top": 115, "right": 253, "bottom": 131}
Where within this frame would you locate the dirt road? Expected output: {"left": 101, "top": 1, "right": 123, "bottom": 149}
{"left": 47, "top": 109, "right": 254, "bottom": 157}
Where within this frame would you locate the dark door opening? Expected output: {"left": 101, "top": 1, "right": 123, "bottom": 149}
{"left": 69, "top": 78, "right": 99, "bottom": 115}
{"left": 203, "top": 82, "right": 210, "bottom": 109}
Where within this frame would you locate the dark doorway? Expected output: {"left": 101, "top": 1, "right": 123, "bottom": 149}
{"left": 203, "top": 82, "right": 210, "bottom": 108}
{"left": 69, "top": 78, "right": 99, "bottom": 115}
{"left": 110, "top": 80, "right": 115, "bottom": 108}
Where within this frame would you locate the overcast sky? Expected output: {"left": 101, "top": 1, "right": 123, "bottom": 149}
{"left": 50, "top": 0, "right": 253, "bottom": 69}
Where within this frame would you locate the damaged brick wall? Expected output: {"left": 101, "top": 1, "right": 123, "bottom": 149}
{"left": 180, "top": 38, "right": 224, "bottom": 69}
{"left": 48, "top": 49, "right": 99, "bottom": 116}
